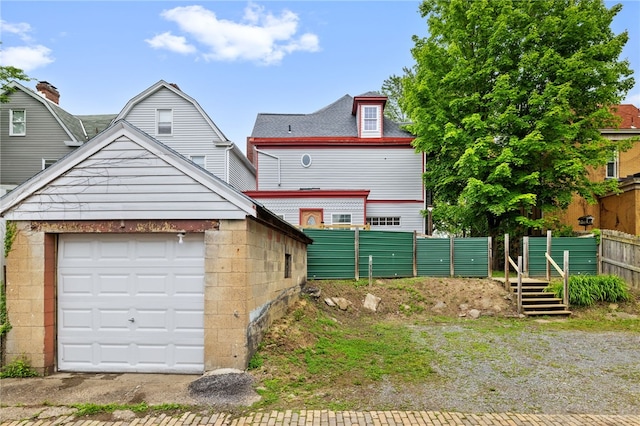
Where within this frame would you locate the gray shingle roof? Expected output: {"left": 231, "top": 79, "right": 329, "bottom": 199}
{"left": 251, "top": 93, "right": 413, "bottom": 138}
{"left": 77, "top": 114, "right": 118, "bottom": 139}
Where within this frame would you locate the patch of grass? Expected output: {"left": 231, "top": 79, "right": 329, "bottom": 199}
{"left": 0, "top": 355, "right": 39, "bottom": 378}
{"left": 71, "top": 402, "right": 191, "bottom": 417}
{"left": 546, "top": 275, "right": 631, "bottom": 307}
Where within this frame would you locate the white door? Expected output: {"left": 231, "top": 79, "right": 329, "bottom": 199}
{"left": 57, "top": 233, "right": 205, "bottom": 373}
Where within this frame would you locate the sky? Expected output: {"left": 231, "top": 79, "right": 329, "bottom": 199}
{"left": 1, "top": 1, "right": 639, "bottom": 152}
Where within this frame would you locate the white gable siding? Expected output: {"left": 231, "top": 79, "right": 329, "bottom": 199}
{"left": 3, "top": 137, "right": 248, "bottom": 221}
{"left": 253, "top": 197, "right": 365, "bottom": 227}
{"left": 257, "top": 147, "right": 423, "bottom": 200}
{"left": 121, "top": 88, "right": 228, "bottom": 179}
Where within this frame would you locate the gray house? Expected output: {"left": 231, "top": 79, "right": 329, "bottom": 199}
{"left": 0, "top": 120, "right": 310, "bottom": 375}
{"left": 0, "top": 81, "right": 115, "bottom": 196}
{"left": 246, "top": 92, "right": 425, "bottom": 232}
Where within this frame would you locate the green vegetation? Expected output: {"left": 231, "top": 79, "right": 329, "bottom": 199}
{"left": 0, "top": 282, "right": 11, "bottom": 337}
{"left": 0, "top": 355, "right": 39, "bottom": 378}
{"left": 546, "top": 274, "right": 631, "bottom": 307}
{"left": 70, "top": 402, "right": 190, "bottom": 417}
{"left": 4, "top": 220, "right": 17, "bottom": 258}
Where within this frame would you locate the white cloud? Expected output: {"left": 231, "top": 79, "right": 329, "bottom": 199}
{"left": 0, "top": 20, "right": 33, "bottom": 42}
{"left": 145, "top": 31, "right": 197, "bottom": 54}
{"left": 0, "top": 45, "right": 54, "bottom": 72}
{"left": 153, "top": 3, "right": 320, "bottom": 65}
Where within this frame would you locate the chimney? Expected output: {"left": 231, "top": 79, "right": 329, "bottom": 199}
{"left": 36, "top": 81, "right": 60, "bottom": 105}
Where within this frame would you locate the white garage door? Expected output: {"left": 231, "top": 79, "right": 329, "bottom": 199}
{"left": 57, "top": 233, "right": 205, "bottom": 373}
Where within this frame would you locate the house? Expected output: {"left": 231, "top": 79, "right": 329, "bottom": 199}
{"left": 115, "top": 80, "right": 256, "bottom": 191}
{"left": 0, "top": 81, "right": 116, "bottom": 196}
{"left": 552, "top": 104, "right": 640, "bottom": 235}
{"left": 0, "top": 120, "right": 311, "bottom": 375}
{"left": 245, "top": 92, "right": 425, "bottom": 233}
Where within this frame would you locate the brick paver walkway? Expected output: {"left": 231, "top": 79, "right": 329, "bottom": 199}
{"left": 3, "top": 410, "right": 640, "bottom": 426}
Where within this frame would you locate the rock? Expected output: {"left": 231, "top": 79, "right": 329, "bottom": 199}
{"left": 363, "top": 293, "right": 382, "bottom": 312}
{"left": 324, "top": 298, "right": 336, "bottom": 307}
{"left": 609, "top": 303, "right": 619, "bottom": 311}
{"left": 432, "top": 301, "right": 447, "bottom": 311}
{"left": 112, "top": 410, "right": 137, "bottom": 421}
{"left": 459, "top": 303, "right": 469, "bottom": 312}
{"left": 332, "top": 297, "right": 352, "bottom": 311}
{"left": 468, "top": 309, "right": 481, "bottom": 319}
{"left": 302, "top": 286, "right": 322, "bottom": 298}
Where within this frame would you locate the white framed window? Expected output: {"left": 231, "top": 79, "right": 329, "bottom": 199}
{"left": 363, "top": 106, "right": 379, "bottom": 131}
{"left": 42, "top": 159, "right": 57, "bottom": 170}
{"left": 332, "top": 213, "right": 352, "bottom": 225}
{"left": 190, "top": 155, "right": 205, "bottom": 168}
{"left": 9, "top": 109, "right": 26, "bottom": 136}
{"left": 606, "top": 151, "right": 618, "bottom": 179}
{"left": 367, "top": 216, "right": 401, "bottom": 226}
{"left": 157, "top": 109, "right": 173, "bottom": 135}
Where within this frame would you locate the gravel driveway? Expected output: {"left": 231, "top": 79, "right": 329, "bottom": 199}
{"left": 363, "top": 324, "right": 640, "bottom": 415}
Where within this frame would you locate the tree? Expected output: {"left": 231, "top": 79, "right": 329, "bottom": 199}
{"left": 401, "top": 0, "right": 635, "bottom": 246}
{"left": 381, "top": 74, "right": 409, "bottom": 123}
{"left": 1, "top": 65, "right": 30, "bottom": 103}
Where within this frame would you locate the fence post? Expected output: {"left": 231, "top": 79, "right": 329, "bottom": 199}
{"left": 487, "top": 236, "right": 492, "bottom": 278}
{"left": 517, "top": 255, "right": 523, "bottom": 315}
{"left": 598, "top": 235, "right": 602, "bottom": 276}
{"left": 563, "top": 250, "right": 569, "bottom": 308}
{"left": 504, "top": 233, "right": 510, "bottom": 290}
{"left": 413, "top": 231, "right": 417, "bottom": 277}
{"left": 355, "top": 228, "right": 360, "bottom": 281}
{"left": 450, "top": 236, "right": 455, "bottom": 277}
{"left": 546, "top": 230, "right": 552, "bottom": 281}
{"left": 523, "top": 236, "right": 529, "bottom": 277}
{"left": 368, "top": 255, "right": 373, "bottom": 286}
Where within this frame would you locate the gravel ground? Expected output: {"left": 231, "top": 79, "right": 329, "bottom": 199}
{"left": 363, "top": 324, "right": 640, "bottom": 415}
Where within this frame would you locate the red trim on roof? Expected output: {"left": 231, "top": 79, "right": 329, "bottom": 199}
{"left": 244, "top": 189, "right": 371, "bottom": 199}
{"left": 248, "top": 137, "right": 414, "bottom": 147}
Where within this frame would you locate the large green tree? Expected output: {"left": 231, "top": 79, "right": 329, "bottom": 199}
{"left": 401, "top": 0, "right": 635, "bottom": 241}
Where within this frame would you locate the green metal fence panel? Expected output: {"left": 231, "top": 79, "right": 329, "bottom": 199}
{"left": 527, "top": 237, "right": 598, "bottom": 277}
{"left": 358, "top": 230, "right": 414, "bottom": 278}
{"left": 453, "top": 238, "right": 489, "bottom": 277}
{"left": 417, "top": 238, "right": 451, "bottom": 277}
{"left": 304, "top": 229, "right": 356, "bottom": 279}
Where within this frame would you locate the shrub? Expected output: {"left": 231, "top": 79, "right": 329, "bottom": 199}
{"left": 546, "top": 275, "right": 631, "bottom": 307}
{"left": 0, "top": 355, "right": 39, "bottom": 378}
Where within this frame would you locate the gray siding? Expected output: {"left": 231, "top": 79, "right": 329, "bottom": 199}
{"left": 0, "top": 91, "right": 77, "bottom": 186}
{"left": 366, "top": 202, "right": 425, "bottom": 233}
{"left": 256, "top": 147, "right": 423, "bottom": 200}
{"left": 4, "top": 137, "right": 247, "bottom": 221}
{"left": 229, "top": 149, "right": 256, "bottom": 191}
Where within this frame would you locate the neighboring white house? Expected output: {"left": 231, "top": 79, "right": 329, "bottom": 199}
{"left": 246, "top": 92, "right": 425, "bottom": 233}
{"left": 115, "top": 80, "right": 256, "bottom": 191}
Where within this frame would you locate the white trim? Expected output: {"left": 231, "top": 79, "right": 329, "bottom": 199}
{"left": 606, "top": 151, "right": 618, "bottom": 179}
{"left": 156, "top": 108, "right": 173, "bottom": 136}
{"left": 9, "top": 109, "right": 26, "bottom": 136}
{"left": 41, "top": 158, "right": 57, "bottom": 170}
{"left": 331, "top": 212, "right": 352, "bottom": 225}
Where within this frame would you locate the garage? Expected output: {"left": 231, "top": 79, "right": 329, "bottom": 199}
{"left": 57, "top": 233, "right": 205, "bottom": 373}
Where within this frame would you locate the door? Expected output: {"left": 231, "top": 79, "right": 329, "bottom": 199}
{"left": 57, "top": 233, "right": 205, "bottom": 373}
{"left": 300, "top": 208, "right": 323, "bottom": 227}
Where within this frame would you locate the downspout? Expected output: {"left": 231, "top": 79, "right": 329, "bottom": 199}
{"left": 255, "top": 149, "right": 281, "bottom": 187}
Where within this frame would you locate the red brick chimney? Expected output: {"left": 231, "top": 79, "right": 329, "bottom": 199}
{"left": 36, "top": 81, "right": 60, "bottom": 104}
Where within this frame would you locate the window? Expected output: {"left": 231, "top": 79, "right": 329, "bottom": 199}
{"left": 606, "top": 151, "right": 618, "bottom": 179}
{"left": 190, "top": 155, "right": 205, "bottom": 168}
{"left": 42, "top": 159, "right": 56, "bottom": 170}
{"left": 157, "top": 109, "right": 173, "bottom": 135}
{"left": 301, "top": 153, "right": 312, "bottom": 168}
{"left": 284, "top": 253, "right": 291, "bottom": 278}
{"left": 363, "top": 106, "right": 379, "bottom": 131}
{"left": 367, "top": 217, "right": 401, "bottom": 226}
{"left": 9, "top": 109, "right": 26, "bottom": 136}
{"left": 332, "top": 213, "right": 352, "bottom": 225}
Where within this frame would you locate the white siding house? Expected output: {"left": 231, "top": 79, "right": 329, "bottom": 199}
{"left": 116, "top": 81, "right": 256, "bottom": 191}
{"left": 247, "top": 92, "right": 425, "bottom": 233}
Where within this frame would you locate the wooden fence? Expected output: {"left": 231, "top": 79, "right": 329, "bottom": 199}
{"left": 600, "top": 230, "right": 640, "bottom": 289}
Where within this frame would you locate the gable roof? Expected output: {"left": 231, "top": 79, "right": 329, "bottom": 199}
{"left": 115, "top": 80, "right": 230, "bottom": 141}
{"left": 251, "top": 93, "right": 413, "bottom": 139}
{"left": 611, "top": 104, "right": 640, "bottom": 129}
{"left": 3, "top": 81, "right": 115, "bottom": 144}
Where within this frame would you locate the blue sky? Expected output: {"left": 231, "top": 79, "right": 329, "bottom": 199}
{"left": 1, "top": 1, "right": 639, "bottom": 151}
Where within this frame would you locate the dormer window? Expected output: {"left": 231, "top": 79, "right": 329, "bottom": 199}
{"left": 363, "top": 106, "right": 379, "bottom": 131}
{"left": 157, "top": 109, "right": 173, "bottom": 135}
